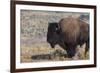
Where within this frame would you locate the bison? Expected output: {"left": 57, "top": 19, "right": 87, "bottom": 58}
{"left": 47, "top": 16, "right": 89, "bottom": 58}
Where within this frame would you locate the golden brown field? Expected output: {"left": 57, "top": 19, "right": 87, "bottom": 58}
{"left": 21, "top": 42, "right": 89, "bottom": 63}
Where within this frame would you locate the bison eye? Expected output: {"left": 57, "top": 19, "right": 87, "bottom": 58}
{"left": 56, "top": 28, "right": 60, "bottom": 34}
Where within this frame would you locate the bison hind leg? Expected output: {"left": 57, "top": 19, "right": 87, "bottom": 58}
{"left": 85, "top": 41, "right": 89, "bottom": 58}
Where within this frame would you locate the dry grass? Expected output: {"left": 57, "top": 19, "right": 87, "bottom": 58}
{"left": 21, "top": 43, "right": 89, "bottom": 63}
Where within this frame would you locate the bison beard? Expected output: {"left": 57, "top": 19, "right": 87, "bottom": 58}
{"left": 47, "top": 17, "right": 89, "bottom": 58}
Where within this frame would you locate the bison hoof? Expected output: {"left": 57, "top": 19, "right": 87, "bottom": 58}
{"left": 67, "top": 52, "right": 75, "bottom": 58}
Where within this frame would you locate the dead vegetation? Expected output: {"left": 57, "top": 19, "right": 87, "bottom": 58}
{"left": 21, "top": 42, "right": 89, "bottom": 63}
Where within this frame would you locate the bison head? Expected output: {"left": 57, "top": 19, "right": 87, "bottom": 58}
{"left": 47, "top": 22, "right": 60, "bottom": 48}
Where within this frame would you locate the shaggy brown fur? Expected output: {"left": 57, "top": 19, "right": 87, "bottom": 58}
{"left": 59, "top": 17, "right": 80, "bottom": 45}
{"left": 47, "top": 16, "right": 89, "bottom": 58}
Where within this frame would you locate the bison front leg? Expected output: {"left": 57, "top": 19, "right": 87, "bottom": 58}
{"left": 66, "top": 46, "right": 76, "bottom": 58}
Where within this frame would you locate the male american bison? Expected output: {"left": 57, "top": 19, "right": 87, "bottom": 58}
{"left": 47, "top": 16, "right": 89, "bottom": 58}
